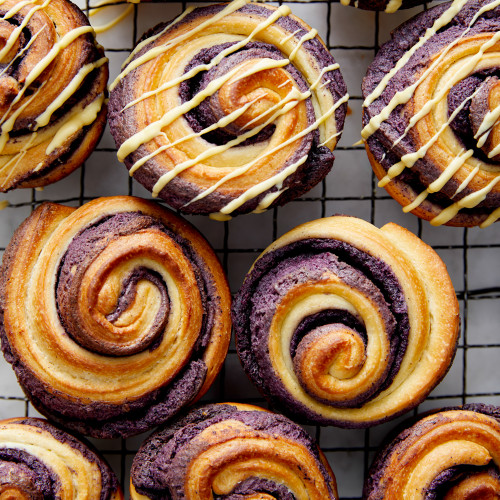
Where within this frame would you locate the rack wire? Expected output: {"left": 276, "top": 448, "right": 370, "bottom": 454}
{"left": 0, "top": 0, "right": 499, "bottom": 498}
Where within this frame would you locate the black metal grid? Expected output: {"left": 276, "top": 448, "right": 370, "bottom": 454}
{"left": 0, "top": 1, "right": 499, "bottom": 498}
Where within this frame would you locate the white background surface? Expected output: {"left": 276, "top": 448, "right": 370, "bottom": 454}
{"left": 0, "top": 1, "right": 499, "bottom": 498}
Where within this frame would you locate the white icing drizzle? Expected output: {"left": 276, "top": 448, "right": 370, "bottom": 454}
{"left": 453, "top": 164, "right": 480, "bottom": 197}
{"left": 252, "top": 187, "right": 288, "bottom": 214}
{"left": 403, "top": 149, "right": 473, "bottom": 213}
{"left": 110, "top": 0, "right": 253, "bottom": 91}
{"left": 121, "top": 5, "right": 291, "bottom": 113}
{"left": 487, "top": 138, "right": 500, "bottom": 159}
{"left": 129, "top": 95, "right": 264, "bottom": 176}
{"left": 46, "top": 93, "right": 105, "bottom": 154}
{"left": 153, "top": 86, "right": 309, "bottom": 197}
{"left": 474, "top": 103, "right": 500, "bottom": 141}
{"left": 362, "top": 22, "right": 500, "bottom": 141}
{"left": 379, "top": 85, "right": 483, "bottom": 187}
{"left": 363, "top": 0, "right": 469, "bottom": 109}
{"left": 87, "top": 0, "right": 139, "bottom": 34}
{"left": 211, "top": 154, "right": 308, "bottom": 219}
{"left": 310, "top": 63, "right": 340, "bottom": 91}
{"left": 0, "top": 0, "right": 51, "bottom": 61}
{"left": 182, "top": 93, "right": 349, "bottom": 210}
{"left": 403, "top": 190, "right": 429, "bottom": 214}
{"left": 319, "top": 131, "right": 341, "bottom": 148}
{"left": 114, "top": 0, "right": 347, "bottom": 218}
{"left": 364, "top": 0, "right": 500, "bottom": 226}
{"left": 117, "top": 57, "right": 290, "bottom": 162}
{"left": 289, "top": 29, "right": 317, "bottom": 61}
{"left": 480, "top": 206, "right": 500, "bottom": 227}
{"left": 0, "top": 23, "right": 45, "bottom": 78}
{"left": 37, "top": 57, "right": 107, "bottom": 128}
{"left": 385, "top": 0, "right": 403, "bottom": 13}
{"left": 121, "top": 7, "right": 194, "bottom": 70}
{"left": 0, "top": 128, "right": 38, "bottom": 187}
{"left": 3, "top": 0, "right": 38, "bottom": 18}
{"left": 92, "top": 4, "right": 133, "bottom": 35}
{"left": 0, "top": 3, "right": 105, "bottom": 189}
{"left": 0, "top": 82, "right": 44, "bottom": 153}
{"left": 279, "top": 29, "right": 301, "bottom": 46}
{"left": 9, "top": 25, "right": 94, "bottom": 111}
{"left": 132, "top": 87, "right": 297, "bottom": 181}
{"left": 430, "top": 176, "right": 500, "bottom": 226}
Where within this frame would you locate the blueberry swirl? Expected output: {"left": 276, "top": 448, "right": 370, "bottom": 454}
{"left": 363, "top": 404, "right": 500, "bottom": 499}
{"left": 130, "top": 403, "right": 338, "bottom": 500}
{"left": 0, "top": 196, "right": 231, "bottom": 438}
{"left": 108, "top": 0, "right": 347, "bottom": 220}
{"left": 0, "top": 417, "right": 122, "bottom": 499}
{"left": 0, "top": 0, "right": 108, "bottom": 192}
{"left": 362, "top": 0, "right": 500, "bottom": 227}
{"left": 233, "top": 215, "right": 460, "bottom": 427}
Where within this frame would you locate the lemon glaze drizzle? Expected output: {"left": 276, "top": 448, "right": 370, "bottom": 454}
{"left": 362, "top": 0, "right": 500, "bottom": 226}
{"left": 114, "top": 0, "right": 347, "bottom": 219}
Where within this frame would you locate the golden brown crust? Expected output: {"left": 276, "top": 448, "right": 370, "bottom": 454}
{"left": 0, "top": 0, "right": 108, "bottom": 192}
{"left": 362, "top": 1, "right": 500, "bottom": 227}
{"left": 0, "top": 196, "right": 231, "bottom": 438}
{"left": 363, "top": 405, "right": 500, "bottom": 499}
{"left": 108, "top": 2, "right": 347, "bottom": 218}
{"left": 233, "top": 215, "right": 460, "bottom": 427}
{"left": 0, "top": 417, "right": 123, "bottom": 499}
{"left": 130, "top": 403, "right": 338, "bottom": 499}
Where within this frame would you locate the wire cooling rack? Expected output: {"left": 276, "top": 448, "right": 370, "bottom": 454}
{"left": 0, "top": 0, "right": 499, "bottom": 498}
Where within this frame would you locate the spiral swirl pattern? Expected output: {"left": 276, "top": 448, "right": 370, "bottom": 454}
{"left": 130, "top": 403, "right": 338, "bottom": 500}
{"left": 0, "top": 417, "right": 122, "bottom": 499}
{"left": 362, "top": 0, "right": 500, "bottom": 227}
{"left": 363, "top": 404, "right": 500, "bottom": 499}
{"left": 0, "top": 196, "right": 231, "bottom": 438}
{"left": 233, "top": 215, "right": 459, "bottom": 427}
{"left": 108, "top": 0, "right": 347, "bottom": 220}
{"left": 0, "top": 0, "right": 108, "bottom": 192}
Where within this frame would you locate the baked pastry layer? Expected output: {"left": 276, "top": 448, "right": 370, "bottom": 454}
{"left": 0, "top": 0, "right": 108, "bottom": 192}
{"left": 108, "top": 1, "right": 347, "bottom": 219}
{"left": 363, "top": 404, "right": 500, "bottom": 499}
{"left": 0, "top": 417, "right": 122, "bottom": 499}
{"left": 130, "top": 403, "right": 338, "bottom": 499}
{"left": 339, "top": 0, "right": 425, "bottom": 13}
{"left": 0, "top": 196, "right": 231, "bottom": 438}
{"left": 233, "top": 215, "right": 460, "bottom": 427}
{"left": 362, "top": 0, "right": 500, "bottom": 227}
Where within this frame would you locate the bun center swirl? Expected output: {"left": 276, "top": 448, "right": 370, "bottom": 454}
{"left": 108, "top": 1, "right": 347, "bottom": 218}
{"left": 293, "top": 323, "right": 367, "bottom": 401}
{"left": 55, "top": 213, "right": 201, "bottom": 356}
{"left": 234, "top": 216, "right": 459, "bottom": 427}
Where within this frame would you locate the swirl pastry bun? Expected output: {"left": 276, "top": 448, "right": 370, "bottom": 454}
{"left": 363, "top": 404, "right": 500, "bottom": 499}
{"left": 0, "top": 0, "right": 108, "bottom": 192}
{"left": 108, "top": 1, "right": 347, "bottom": 220}
{"left": 130, "top": 403, "right": 338, "bottom": 500}
{"left": 362, "top": 0, "right": 500, "bottom": 228}
{"left": 0, "top": 196, "right": 231, "bottom": 438}
{"left": 233, "top": 215, "right": 460, "bottom": 428}
{"left": 0, "top": 417, "right": 122, "bottom": 499}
